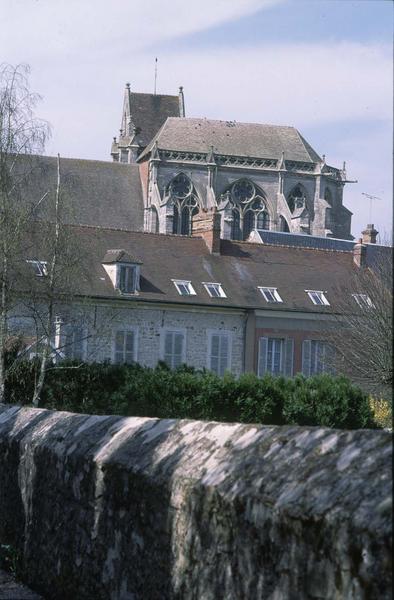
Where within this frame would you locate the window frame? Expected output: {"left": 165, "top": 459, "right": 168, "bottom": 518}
{"left": 352, "top": 293, "right": 374, "bottom": 309}
{"left": 258, "top": 336, "right": 294, "bottom": 377}
{"left": 26, "top": 259, "right": 48, "bottom": 277}
{"left": 61, "top": 323, "right": 88, "bottom": 362}
{"left": 258, "top": 286, "right": 283, "bottom": 303}
{"left": 305, "top": 290, "right": 330, "bottom": 306}
{"left": 203, "top": 282, "right": 227, "bottom": 298}
{"left": 160, "top": 327, "right": 186, "bottom": 369}
{"left": 112, "top": 326, "right": 138, "bottom": 365}
{"left": 172, "top": 279, "right": 196, "bottom": 296}
{"left": 207, "top": 329, "right": 232, "bottom": 376}
{"left": 116, "top": 264, "right": 139, "bottom": 295}
{"left": 302, "top": 339, "right": 335, "bottom": 376}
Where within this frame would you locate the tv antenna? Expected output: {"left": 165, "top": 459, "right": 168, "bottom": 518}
{"left": 361, "top": 192, "right": 382, "bottom": 222}
{"left": 154, "top": 57, "right": 158, "bottom": 95}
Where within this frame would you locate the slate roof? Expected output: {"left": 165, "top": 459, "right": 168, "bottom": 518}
{"left": 129, "top": 93, "right": 180, "bottom": 148}
{"left": 18, "top": 156, "right": 144, "bottom": 231}
{"left": 139, "top": 118, "right": 322, "bottom": 162}
{"left": 254, "top": 230, "right": 356, "bottom": 251}
{"left": 25, "top": 225, "right": 361, "bottom": 314}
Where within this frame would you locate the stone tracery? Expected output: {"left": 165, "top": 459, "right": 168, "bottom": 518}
{"left": 166, "top": 173, "right": 200, "bottom": 235}
{"left": 220, "top": 179, "right": 270, "bottom": 241}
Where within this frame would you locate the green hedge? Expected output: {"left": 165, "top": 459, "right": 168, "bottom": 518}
{"left": 4, "top": 360, "right": 377, "bottom": 429}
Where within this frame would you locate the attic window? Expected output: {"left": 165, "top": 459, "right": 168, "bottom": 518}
{"left": 118, "top": 265, "right": 137, "bottom": 294}
{"left": 306, "top": 290, "right": 330, "bottom": 306}
{"left": 352, "top": 293, "right": 374, "bottom": 309}
{"left": 172, "top": 280, "right": 196, "bottom": 296}
{"left": 27, "top": 260, "right": 48, "bottom": 277}
{"left": 258, "top": 287, "right": 283, "bottom": 303}
{"left": 203, "top": 283, "right": 227, "bottom": 298}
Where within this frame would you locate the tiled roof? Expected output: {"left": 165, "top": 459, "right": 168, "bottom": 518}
{"left": 19, "top": 156, "right": 144, "bottom": 232}
{"left": 139, "top": 118, "right": 322, "bottom": 162}
{"left": 25, "top": 225, "right": 361, "bottom": 313}
{"left": 130, "top": 93, "right": 180, "bottom": 148}
{"left": 254, "top": 230, "right": 356, "bottom": 250}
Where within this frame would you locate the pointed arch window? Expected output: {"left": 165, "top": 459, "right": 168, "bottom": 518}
{"left": 151, "top": 206, "right": 159, "bottom": 233}
{"left": 287, "top": 185, "right": 306, "bottom": 213}
{"left": 224, "top": 179, "right": 270, "bottom": 241}
{"left": 167, "top": 174, "right": 200, "bottom": 235}
{"left": 279, "top": 215, "right": 290, "bottom": 232}
{"left": 324, "top": 188, "right": 332, "bottom": 204}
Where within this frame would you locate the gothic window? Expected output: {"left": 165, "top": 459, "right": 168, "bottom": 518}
{"left": 324, "top": 187, "right": 332, "bottom": 204}
{"left": 279, "top": 215, "right": 290, "bottom": 232}
{"left": 287, "top": 185, "right": 306, "bottom": 213}
{"left": 151, "top": 206, "right": 159, "bottom": 233}
{"left": 224, "top": 180, "right": 269, "bottom": 241}
{"left": 167, "top": 174, "right": 200, "bottom": 235}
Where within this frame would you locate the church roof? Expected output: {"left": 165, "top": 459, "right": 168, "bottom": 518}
{"left": 127, "top": 92, "right": 180, "bottom": 148}
{"left": 18, "top": 156, "right": 144, "bottom": 232}
{"left": 139, "top": 118, "right": 322, "bottom": 163}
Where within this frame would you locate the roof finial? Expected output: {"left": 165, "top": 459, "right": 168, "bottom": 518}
{"left": 154, "top": 58, "right": 158, "bottom": 95}
{"left": 126, "top": 82, "right": 130, "bottom": 89}
{"left": 322, "top": 154, "right": 326, "bottom": 164}
{"left": 178, "top": 85, "right": 185, "bottom": 117}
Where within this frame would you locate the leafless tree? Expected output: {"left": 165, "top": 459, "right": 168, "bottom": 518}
{"left": 328, "top": 248, "right": 393, "bottom": 400}
{"left": 0, "top": 63, "right": 50, "bottom": 402}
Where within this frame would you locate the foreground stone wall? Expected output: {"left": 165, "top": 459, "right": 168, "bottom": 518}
{"left": 0, "top": 405, "right": 391, "bottom": 600}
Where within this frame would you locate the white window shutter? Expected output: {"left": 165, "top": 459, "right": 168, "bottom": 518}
{"left": 302, "top": 340, "right": 311, "bottom": 376}
{"left": 258, "top": 337, "right": 268, "bottom": 377}
{"left": 284, "top": 338, "right": 294, "bottom": 377}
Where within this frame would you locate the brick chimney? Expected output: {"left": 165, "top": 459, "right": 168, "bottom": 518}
{"left": 362, "top": 224, "right": 378, "bottom": 244}
{"left": 192, "top": 208, "right": 221, "bottom": 254}
{"left": 353, "top": 238, "right": 366, "bottom": 267}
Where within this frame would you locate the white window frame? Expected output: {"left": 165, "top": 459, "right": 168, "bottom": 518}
{"left": 172, "top": 279, "right": 196, "bottom": 296}
{"left": 258, "top": 287, "right": 283, "bottom": 303}
{"left": 112, "top": 326, "right": 138, "bottom": 364}
{"left": 207, "top": 330, "right": 232, "bottom": 376}
{"left": 160, "top": 327, "right": 187, "bottom": 368}
{"left": 116, "top": 264, "right": 139, "bottom": 294}
{"left": 302, "top": 339, "right": 335, "bottom": 376}
{"left": 258, "top": 336, "right": 294, "bottom": 377}
{"left": 203, "top": 282, "right": 227, "bottom": 298}
{"left": 352, "top": 293, "right": 374, "bottom": 309}
{"left": 26, "top": 260, "right": 48, "bottom": 277}
{"left": 305, "top": 290, "right": 330, "bottom": 306}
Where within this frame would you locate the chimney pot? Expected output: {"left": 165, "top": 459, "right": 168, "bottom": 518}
{"left": 362, "top": 224, "right": 378, "bottom": 244}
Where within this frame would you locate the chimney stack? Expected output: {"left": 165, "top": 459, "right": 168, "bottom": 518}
{"left": 362, "top": 224, "right": 378, "bottom": 244}
{"left": 353, "top": 238, "right": 366, "bottom": 268}
{"left": 192, "top": 208, "right": 221, "bottom": 254}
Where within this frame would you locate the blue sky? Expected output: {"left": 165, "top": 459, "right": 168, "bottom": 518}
{"left": 0, "top": 0, "right": 392, "bottom": 240}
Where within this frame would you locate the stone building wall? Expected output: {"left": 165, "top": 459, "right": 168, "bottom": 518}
{"left": 0, "top": 405, "right": 391, "bottom": 600}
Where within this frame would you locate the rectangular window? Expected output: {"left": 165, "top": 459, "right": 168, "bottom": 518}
{"left": 114, "top": 329, "right": 136, "bottom": 364}
{"left": 162, "top": 330, "right": 185, "bottom": 369}
{"left": 302, "top": 340, "right": 335, "bottom": 376}
{"left": 118, "top": 265, "right": 137, "bottom": 294}
{"left": 258, "top": 287, "right": 283, "bottom": 303}
{"left": 208, "top": 332, "right": 231, "bottom": 376}
{"left": 258, "top": 336, "right": 294, "bottom": 377}
{"left": 63, "top": 325, "right": 85, "bottom": 361}
{"left": 172, "top": 280, "right": 196, "bottom": 296}
{"left": 352, "top": 293, "right": 374, "bottom": 309}
{"left": 306, "top": 290, "right": 330, "bottom": 306}
{"left": 26, "top": 260, "right": 48, "bottom": 277}
{"left": 203, "top": 283, "right": 227, "bottom": 298}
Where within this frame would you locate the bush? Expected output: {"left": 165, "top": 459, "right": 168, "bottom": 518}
{"left": 3, "top": 359, "right": 377, "bottom": 430}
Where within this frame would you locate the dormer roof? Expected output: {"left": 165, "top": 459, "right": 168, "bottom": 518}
{"left": 102, "top": 249, "right": 142, "bottom": 264}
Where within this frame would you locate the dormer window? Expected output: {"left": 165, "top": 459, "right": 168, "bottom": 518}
{"left": 258, "top": 287, "right": 283, "bottom": 303}
{"left": 118, "top": 265, "right": 137, "bottom": 294}
{"left": 172, "top": 280, "right": 196, "bottom": 296}
{"left": 203, "top": 283, "right": 226, "bottom": 298}
{"left": 27, "top": 260, "right": 48, "bottom": 277}
{"left": 306, "top": 290, "right": 330, "bottom": 306}
{"left": 102, "top": 249, "right": 142, "bottom": 295}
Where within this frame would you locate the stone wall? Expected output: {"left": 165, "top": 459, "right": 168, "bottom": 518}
{"left": 0, "top": 404, "right": 391, "bottom": 600}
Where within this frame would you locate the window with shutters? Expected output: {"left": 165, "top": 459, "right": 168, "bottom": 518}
{"left": 161, "top": 329, "right": 186, "bottom": 369}
{"left": 113, "top": 329, "right": 137, "bottom": 364}
{"left": 258, "top": 336, "right": 294, "bottom": 377}
{"left": 302, "top": 339, "right": 335, "bottom": 376}
{"left": 63, "top": 324, "right": 86, "bottom": 361}
{"left": 208, "top": 331, "right": 231, "bottom": 376}
{"left": 117, "top": 265, "right": 138, "bottom": 294}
